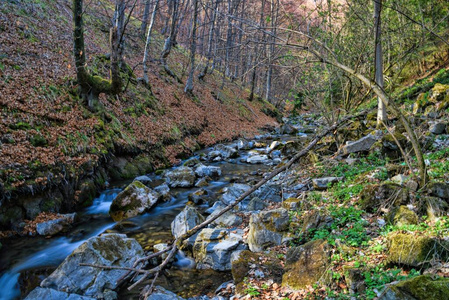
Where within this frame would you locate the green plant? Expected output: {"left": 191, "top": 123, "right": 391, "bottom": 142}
{"left": 243, "top": 278, "right": 261, "bottom": 297}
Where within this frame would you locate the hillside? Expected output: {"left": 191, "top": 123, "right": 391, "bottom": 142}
{"left": 0, "top": 0, "right": 278, "bottom": 229}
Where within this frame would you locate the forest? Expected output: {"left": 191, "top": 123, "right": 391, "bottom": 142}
{"left": 0, "top": 0, "right": 449, "bottom": 299}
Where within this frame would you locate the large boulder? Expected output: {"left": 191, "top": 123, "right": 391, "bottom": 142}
{"left": 39, "top": 234, "right": 144, "bottom": 298}
{"left": 378, "top": 275, "right": 449, "bottom": 300}
{"left": 342, "top": 132, "right": 382, "bottom": 155}
{"left": 428, "top": 182, "right": 449, "bottom": 199}
{"left": 247, "top": 208, "right": 289, "bottom": 252}
{"left": 25, "top": 287, "right": 95, "bottom": 300}
{"left": 193, "top": 228, "right": 246, "bottom": 271}
{"left": 282, "top": 239, "right": 330, "bottom": 290}
{"left": 246, "top": 154, "right": 271, "bottom": 164}
{"left": 109, "top": 181, "right": 159, "bottom": 222}
{"left": 36, "top": 213, "right": 77, "bottom": 236}
{"left": 253, "top": 182, "right": 282, "bottom": 202}
{"left": 206, "top": 207, "right": 242, "bottom": 228}
{"left": 165, "top": 167, "right": 196, "bottom": 188}
{"left": 171, "top": 206, "right": 205, "bottom": 239}
{"left": 194, "top": 164, "right": 221, "bottom": 179}
{"left": 386, "top": 232, "right": 446, "bottom": 267}
{"left": 360, "top": 183, "right": 408, "bottom": 212}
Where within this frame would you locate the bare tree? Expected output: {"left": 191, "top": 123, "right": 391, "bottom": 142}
{"left": 184, "top": 0, "right": 199, "bottom": 94}
{"left": 374, "top": 0, "right": 386, "bottom": 126}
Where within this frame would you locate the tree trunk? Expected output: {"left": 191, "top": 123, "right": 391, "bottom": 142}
{"left": 140, "top": 0, "right": 151, "bottom": 37}
{"left": 374, "top": 0, "right": 387, "bottom": 126}
{"left": 184, "top": 0, "right": 198, "bottom": 94}
{"left": 142, "top": 0, "right": 160, "bottom": 84}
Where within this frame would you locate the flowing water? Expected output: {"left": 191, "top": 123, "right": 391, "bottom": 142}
{"left": 0, "top": 142, "right": 280, "bottom": 300}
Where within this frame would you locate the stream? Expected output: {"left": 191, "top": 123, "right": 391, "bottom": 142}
{"left": 0, "top": 133, "right": 302, "bottom": 299}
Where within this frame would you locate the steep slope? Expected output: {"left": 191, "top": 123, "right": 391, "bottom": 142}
{"left": 0, "top": 0, "right": 278, "bottom": 229}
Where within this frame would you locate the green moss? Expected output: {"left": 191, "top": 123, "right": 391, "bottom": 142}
{"left": 387, "top": 232, "right": 436, "bottom": 266}
{"left": 387, "top": 206, "right": 419, "bottom": 226}
{"left": 9, "top": 122, "right": 31, "bottom": 130}
{"left": 29, "top": 134, "right": 48, "bottom": 147}
{"left": 389, "top": 275, "right": 449, "bottom": 300}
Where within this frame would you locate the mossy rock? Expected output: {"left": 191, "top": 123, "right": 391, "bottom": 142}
{"left": 430, "top": 83, "right": 449, "bottom": 102}
{"left": 413, "top": 93, "right": 430, "bottom": 114}
{"left": 360, "top": 183, "right": 408, "bottom": 212}
{"left": 282, "top": 239, "right": 330, "bottom": 290}
{"left": 421, "top": 196, "right": 449, "bottom": 222}
{"left": 386, "top": 232, "right": 447, "bottom": 267}
{"left": 382, "top": 132, "right": 409, "bottom": 159}
{"left": 379, "top": 275, "right": 449, "bottom": 300}
{"left": 77, "top": 180, "right": 97, "bottom": 207}
{"left": 387, "top": 206, "right": 419, "bottom": 226}
{"left": 232, "top": 250, "right": 284, "bottom": 293}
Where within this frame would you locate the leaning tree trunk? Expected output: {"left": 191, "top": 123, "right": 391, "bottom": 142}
{"left": 140, "top": 0, "right": 151, "bottom": 37}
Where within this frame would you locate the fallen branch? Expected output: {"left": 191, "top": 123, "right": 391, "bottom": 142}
{"left": 79, "top": 109, "right": 371, "bottom": 298}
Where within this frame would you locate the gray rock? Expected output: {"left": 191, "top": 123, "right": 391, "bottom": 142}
{"left": 36, "top": 213, "right": 77, "bottom": 236}
{"left": 195, "top": 164, "right": 222, "bottom": 179}
{"left": 247, "top": 208, "right": 289, "bottom": 252}
{"left": 193, "top": 229, "right": 246, "bottom": 271}
{"left": 154, "top": 183, "right": 171, "bottom": 201}
{"left": 207, "top": 209, "right": 242, "bottom": 228}
{"left": 247, "top": 197, "right": 268, "bottom": 211}
{"left": 165, "top": 167, "right": 196, "bottom": 188}
{"left": 134, "top": 175, "right": 152, "bottom": 186}
{"left": 213, "top": 144, "right": 238, "bottom": 159}
{"left": 147, "top": 286, "right": 185, "bottom": 300}
{"left": 188, "top": 189, "right": 208, "bottom": 204}
{"left": 109, "top": 181, "right": 159, "bottom": 222}
{"left": 247, "top": 155, "right": 270, "bottom": 164}
{"left": 207, "top": 150, "right": 222, "bottom": 160}
{"left": 342, "top": 132, "right": 382, "bottom": 154}
{"left": 236, "top": 139, "right": 252, "bottom": 150}
{"left": 25, "top": 287, "right": 95, "bottom": 300}
{"left": 312, "top": 177, "right": 343, "bottom": 190}
{"left": 195, "top": 177, "right": 210, "bottom": 187}
{"left": 430, "top": 122, "right": 446, "bottom": 135}
{"left": 391, "top": 174, "right": 408, "bottom": 185}
{"left": 429, "top": 182, "right": 449, "bottom": 199}
{"left": 183, "top": 157, "right": 201, "bottom": 167}
{"left": 254, "top": 182, "right": 282, "bottom": 202}
{"left": 220, "top": 183, "right": 251, "bottom": 206}
{"left": 171, "top": 206, "right": 205, "bottom": 239}
{"left": 378, "top": 275, "right": 449, "bottom": 300}
{"left": 40, "top": 234, "right": 144, "bottom": 298}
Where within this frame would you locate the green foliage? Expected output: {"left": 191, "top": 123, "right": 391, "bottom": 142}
{"left": 310, "top": 206, "right": 369, "bottom": 247}
{"left": 9, "top": 122, "right": 31, "bottom": 130}
{"left": 243, "top": 278, "right": 261, "bottom": 297}
{"left": 363, "top": 266, "right": 420, "bottom": 300}
{"left": 29, "top": 134, "right": 48, "bottom": 147}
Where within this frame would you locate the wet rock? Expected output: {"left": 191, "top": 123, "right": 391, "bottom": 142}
{"left": 195, "top": 177, "right": 210, "bottom": 188}
{"left": 312, "top": 177, "right": 343, "bottom": 190}
{"left": 134, "top": 175, "right": 152, "bottom": 186}
{"left": 280, "top": 123, "right": 299, "bottom": 135}
{"left": 154, "top": 183, "right": 171, "bottom": 201}
{"left": 247, "top": 197, "right": 268, "bottom": 211}
{"left": 109, "top": 181, "right": 159, "bottom": 222}
{"left": 236, "top": 139, "right": 252, "bottom": 150}
{"left": 430, "top": 122, "right": 446, "bottom": 135}
{"left": 378, "top": 275, "right": 449, "bottom": 300}
{"left": 171, "top": 206, "right": 205, "bottom": 239}
{"left": 193, "top": 228, "right": 246, "bottom": 271}
{"left": 25, "top": 287, "right": 95, "bottom": 300}
{"left": 387, "top": 232, "right": 442, "bottom": 267}
{"left": 246, "top": 154, "right": 270, "bottom": 164}
{"left": 387, "top": 206, "right": 418, "bottom": 226}
{"left": 147, "top": 286, "right": 185, "bottom": 300}
{"left": 36, "top": 213, "right": 77, "bottom": 236}
{"left": 183, "top": 157, "right": 201, "bottom": 167}
{"left": 194, "top": 164, "right": 221, "bottom": 179}
{"left": 282, "top": 239, "right": 330, "bottom": 290}
{"left": 165, "top": 167, "right": 196, "bottom": 188}
{"left": 212, "top": 144, "right": 238, "bottom": 159}
{"left": 220, "top": 183, "right": 251, "bottom": 206}
{"left": 40, "top": 234, "right": 144, "bottom": 298}
{"left": 188, "top": 189, "right": 209, "bottom": 205}
{"left": 428, "top": 182, "right": 449, "bottom": 199}
{"left": 342, "top": 132, "right": 382, "bottom": 155}
{"left": 247, "top": 208, "right": 289, "bottom": 252}
{"left": 207, "top": 150, "right": 222, "bottom": 161}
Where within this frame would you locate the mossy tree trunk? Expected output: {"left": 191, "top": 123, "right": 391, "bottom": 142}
{"left": 72, "top": 0, "right": 123, "bottom": 111}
